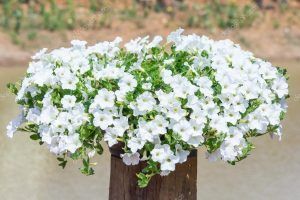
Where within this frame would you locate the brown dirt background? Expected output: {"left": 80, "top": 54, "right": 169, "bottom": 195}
{"left": 0, "top": 0, "right": 300, "bottom": 67}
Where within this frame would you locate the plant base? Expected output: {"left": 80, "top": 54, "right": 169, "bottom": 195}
{"left": 109, "top": 145, "right": 197, "bottom": 200}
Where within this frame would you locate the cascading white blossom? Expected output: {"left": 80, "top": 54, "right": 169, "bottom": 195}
{"left": 6, "top": 29, "right": 288, "bottom": 187}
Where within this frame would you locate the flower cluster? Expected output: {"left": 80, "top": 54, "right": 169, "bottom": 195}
{"left": 7, "top": 29, "right": 288, "bottom": 187}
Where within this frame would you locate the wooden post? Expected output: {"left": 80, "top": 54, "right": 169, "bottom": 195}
{"left": 109, "top": 144, "right": 197, "bottom": 200}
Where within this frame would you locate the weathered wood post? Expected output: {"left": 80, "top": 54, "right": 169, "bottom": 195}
{"left": 109, "top": 144, "right": 197, "bottom": 200}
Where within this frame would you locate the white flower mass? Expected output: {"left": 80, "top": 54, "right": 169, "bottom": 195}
{"left": 6, "top": 29, "right": 289, "bottom": 187}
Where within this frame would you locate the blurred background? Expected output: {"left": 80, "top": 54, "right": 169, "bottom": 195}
{"left": 0, "top": 0, "right": 299, "bottom": 199}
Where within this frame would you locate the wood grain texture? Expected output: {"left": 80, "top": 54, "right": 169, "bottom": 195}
{"left": 109, "top": 151, "right": 197, "bottom": 200}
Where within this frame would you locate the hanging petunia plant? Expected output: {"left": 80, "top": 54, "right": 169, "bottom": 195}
{"left": 7, "top": 29, "right": 289, "bottom": 187}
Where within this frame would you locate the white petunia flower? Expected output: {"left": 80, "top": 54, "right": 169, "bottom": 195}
{"left": 128, "top": 136, "right": 146, "bottom": 153}
{"left": 26, "top": 107, "right": 41, "bottom": 124}
{"left": 7, "top": 113, "right": 25, "bottom": 138}
{"left": 94, "top": 89, "right": 115, "bottom": 109}
{"left": 175, "top": 144, "right": 190, "bottom": 163}
{"left": 194, "top": 76, "right": 213, "bottom": 97}
{"left": 115, "top": 90, "right": 127, "bottom": 102}
{"left": 121, "top": 152, "right": 140, "bottom": 165}
{"left": 167, "top": 28, "right": 184, "bottom": 44}
{"left": 93, "top": 111, "right": 114, "bottom": 130}
{"left": 55, "top": 67, "right": 72, "bottom": 79}
{"left": 247, "top": 110, "right": 269, "bottom": 133}
{"left": 258, "top": 61, "right": 278, "bottom": 79}
{"left": 65, "top": 133, "right": 82, "bottom": 153}
{"left": 166, "top": 103, "right": 187, "bottom": 122}
{"left": 40, "top": 105, "right": 59, "bottom": 124}
{"left": 71, "top": 40, "right": 87, "bottom": 49}
{"left": 31, "top": 48, "right": 48, "bottom": 60}
{"left": 147, "top": 36, "right": 163, "bottom": 49}
{"left": 104, "top": 127, "right": 119, "bottom": 147}
{"left": 136, "top": 92, "right": 156, "bottom": 112}
{"left": 118, "top": 74, "right": 137, "bottom": 92}
{"left": 61, "top": 95, "right": 76, "bottom": 109}
{"left": 272, "top": 77, "right": 288, "bottom": 98}
{"left": 61, "top": 75, "right": 79, "bottom": 90}
{"left": 173, "top": 120, "right": 193, "bottom": 142}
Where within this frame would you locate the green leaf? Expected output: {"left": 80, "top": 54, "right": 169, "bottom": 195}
{"left": 205, "top": 133, "right": 225, "bottom": 153}
{"left": 136, "top": 160, "right": 159, "bottom": 188}
{"left": 165, "top": 133, "right": 172, "bottom": 144}
{"left": 30, "top": 134, "right": 41, "bottom": 140}
{"left": 7, "top": 83, "right": 18, "bottom": 95}
{"left": 279, "top": 111, "right": 286, "bottom": 120}
{"left": 80, "top": 158, "right": 95, "bottom": 176}
{"left": 95, "top": 143, "right": 103, "bottom": 155}
{"left": 57, "top": 157, "right": 68, "bottom": 169}
{"left": 70, "top": 150, "right": 82, "bottom": 160}
{"left": 137, "top": 173, "right": 149, "bottom": 188}
{"left": 143, "top": 143, "right": 154, "bottom": 152}
{"left": 58, "top": 160, "right": 67, "bottom": 169}
{"left": 57, "top": 157, "right": 65, "bottom": 162}
{"left": 79, "top": 125, "right": 95, "bottom": 140}
{"left": 241, "top": 99, "right": 262, "bottom": 118}
{"left": 201, "top": 50, "right": 209, "bottom": 58}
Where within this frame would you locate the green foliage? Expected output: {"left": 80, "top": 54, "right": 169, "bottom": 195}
{"left": 1, "top": 0, "right": 24, "bottom": 33}
{"left": 163, "top": 131, "right": 188, "bottom": 151}
{"left": 204, "top": 132, "right": 225, "bottom": 153}
{"left": 66, "top": 0, "right": 76, "bottom": 29}
{"left": 228, "top": 140, "right": 254, "bottom": 165}
{"left": 0, "top": 0, "right": 261, "bottom": 44}
{"left": 30, "top": 133, "right": 41, "bottom": 141}
{"left": 89, "top": 0, "right": 103, "bottom": 13}
{"left": 1, "top": 0, "right": 12, "bottom": 28}
{"left": 187, "top": 1, "right": 258, "bottom": 29}
{"left": 80, "top": 157, "right": 95, "bottom": 175}
{"left": 13, "top": 7, "right": 22, "bottom": 33}
{"left": 277, "top": 67, "right": 288, "bottom": 77}
{"left": 78, "top": 125, "right": 104, "bottom": 156}
{"left": 19, "top": 123, "right": 39, "bottom": 133}
{"left": 57, "top": 157, "right": 68, "bottom": 169}
{"left": 27, "top": 30, "right": 37, "bottom": 40}
{"left": 137, "top": 173, "right": 150, "bottom": 188}
{"left": 1, "top": 0, "right": 77, "bottom": 35}
{"left": 7, "top": 83, "right": 19, "bottom": 95}
{"left": 273, "top": 20, "right": 280, "bottom": 29}
{"left": 9, "top": 32, "right": 21, "bottom": 44}
{"left": 99, "top": 12, "right": 112, "bottom": 28}
{"left": 241, "top": 99, "right": 262, "bottom": 118}
{"left": 42, "top": 0, "right": 75, "bottom": 31}
{"left": 137, "top": 159, "right": 159, "bottom": 188}
{"left": 120, "top": 3, "right": 137, "bottom": 21}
